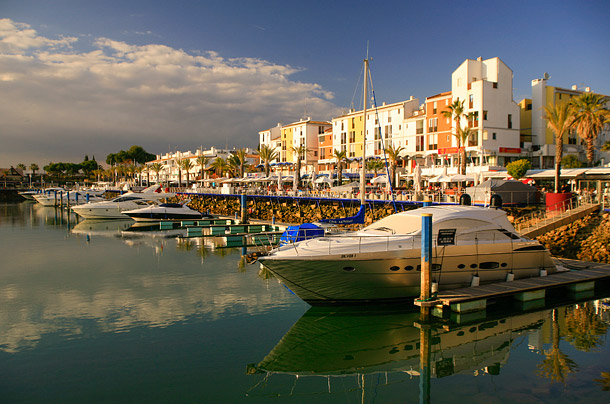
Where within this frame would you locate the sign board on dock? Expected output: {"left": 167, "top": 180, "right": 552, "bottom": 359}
{"left": 437, "top": 229, "right": 456, "bottom": 246}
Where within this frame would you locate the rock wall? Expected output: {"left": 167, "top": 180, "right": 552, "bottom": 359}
{"left": 180, "top": 194, "right": 413, "bottom": 225}
{"left": 536, "top": 212, "right": 610, "bottom": 263}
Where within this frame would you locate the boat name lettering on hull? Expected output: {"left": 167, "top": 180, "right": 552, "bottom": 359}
{"left": 341, "top": 254, "right": 356, "bottom": 259}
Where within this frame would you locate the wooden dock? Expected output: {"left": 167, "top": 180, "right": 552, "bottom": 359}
{"left": 415, "top": 258, "right": 610, "bottom": 315}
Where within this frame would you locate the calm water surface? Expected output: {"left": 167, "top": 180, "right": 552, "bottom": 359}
{"left": 0, "top": 202, "right": 609, "bottom": 403}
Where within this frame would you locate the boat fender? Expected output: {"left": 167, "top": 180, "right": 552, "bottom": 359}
{"left": 471, "top": 274, "right": 480, "bottom": 287}
{"left": 539, "top": 268, "right": 547, "bottom": 277}
{"left": 506, "top": 272, "right": 515, "bottom": 282}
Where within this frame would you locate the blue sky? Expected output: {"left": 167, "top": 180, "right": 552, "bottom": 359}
{"left": 1, "top": 0, "right": 609, "bottom": 166}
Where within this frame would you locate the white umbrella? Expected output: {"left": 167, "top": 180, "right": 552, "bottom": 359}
{"left": 315, "top": 176, "right": 332, "bottom": 185}
{"left": 413, "top": 165, "right": 422, "bottom": 192}
{"left": 371, "top": 175, "right": 389, "bottom": 184}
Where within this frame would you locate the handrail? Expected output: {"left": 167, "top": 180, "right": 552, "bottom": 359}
{"left": 280, "top": 228, "right": 524, "bottom": 256}
{"left": 514, "top": 192, "right": 598, "bottom": 233}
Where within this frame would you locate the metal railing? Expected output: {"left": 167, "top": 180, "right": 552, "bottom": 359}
{"left": 276, "top": 229, "right": 520, "bottom": 257}
{"left": 514, "top": 192, "right": 598, "bottom": 234}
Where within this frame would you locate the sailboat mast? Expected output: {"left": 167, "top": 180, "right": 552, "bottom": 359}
{"left": 360, "top": 58, "right": 368, "bottom": 205}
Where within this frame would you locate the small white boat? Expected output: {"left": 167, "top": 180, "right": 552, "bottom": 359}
{"left": 258, "top": 205, "right": 558, "bottom": 305}
{"left": 122, "top": 201, "right": 214, "bottom": 222}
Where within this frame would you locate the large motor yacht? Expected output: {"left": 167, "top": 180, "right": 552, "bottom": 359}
{"left": 71, "top": 189, "right": 176, "bottom": 219}
{"left": 258, "top": 205, "right": 557, "bottom": 305}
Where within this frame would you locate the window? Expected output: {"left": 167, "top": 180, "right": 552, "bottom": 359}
{"left": 416, "top": 120, "right": 424, "bottom": 134}
{"left": 349, "top": 131, "right": 355, "bottom": 143}
{"left": 433, "top": 101, "right": 437, "bottom": 114}
{"left": 416, "top": 136, "right": 425, "bottom": 151}
{"left": 493, "top": 82, "right": 498, "bottom": 89}
{"left": 468, "top": 112, "right": 479, "bottom": 128}
{"left": 351, "top": 118, "right": 355, "bottom": 129}
{"left": 483, "top": 110, "right": 488, "bottom": 120}
{"left": 492, "top": 132, "right": 496, "bottom": 140}
{"left": 508, "top": 114, "right": 512, "bottom": 129}
{"left": 469, "top": 94, "right": 474, "bottom": 109}
{"left": 319, "top": 135, "right": 325, "bottom": 143}
{"left": 428, "top": 118, "right": 438, "bottom": 132}
{"left": 428, "top": 134, "right": 438, "bottom": 150}
{"left": 526, "top": 103, "right": 532, "bottom": 110}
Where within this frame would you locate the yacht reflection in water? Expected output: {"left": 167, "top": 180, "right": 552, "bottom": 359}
{"left": 249, "top": 300, "right": 610, "bottom": 402}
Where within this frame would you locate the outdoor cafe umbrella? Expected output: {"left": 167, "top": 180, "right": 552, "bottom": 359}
{"left": 413, "top": 165, "right": 422, "bottom": 192}
{"left": 314, "top": 176, "right": 332, "bottom": 185}
{"left": 371, "top": 175, "right": 389, "bottom": 184}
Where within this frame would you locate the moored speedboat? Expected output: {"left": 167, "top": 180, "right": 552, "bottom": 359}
{"left": 258, "top": 205, "right": 557, "bottom": 305}
{"left": 122, "top": 202, "right": 214, "bottom": 222}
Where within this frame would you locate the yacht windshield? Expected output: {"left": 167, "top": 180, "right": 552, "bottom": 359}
{"left": 362, "top": 215, "right": 422, "bottom": 234}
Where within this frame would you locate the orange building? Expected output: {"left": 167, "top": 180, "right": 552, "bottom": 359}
{"left": 425, "top": 91, "right": 454, "bottom": 164}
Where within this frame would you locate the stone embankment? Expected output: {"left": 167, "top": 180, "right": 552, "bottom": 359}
{"left": 177, "top": 194, "right": 610, "bottom": 263}
{"left": 181, "top": 194, "right": 406, "bottom": 225}
{"left": 536, "top": 212, "right": 610, "bottom": 263}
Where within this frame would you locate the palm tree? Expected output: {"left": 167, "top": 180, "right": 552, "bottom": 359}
{"left": 333, "top": 149, "right": 347, "bottom": 185}
{"left": 291, "top": 145, "right": 310, "bottom": 189}
{"left": 456, "top": 127, "right": 475, "bottom": 175}
{"left": 366, "top": 159, "right": 385, "bottom": 176}
{"left": 231, "top": 149, "right": 248, "bottom": 178}
{"left": 537, "top": 308, "right": 578, "bottom": 383}
{"left": 384, "top": 144, "right": 405, "bottom": 188}
{"left": 180, "top": 158, "right": 195, "bottom": 187}
{"left": 258, "top": 144, "right": 278, "bottom": 177}
{"left": 441, "top": 98, "right": 466, "bottom": 172}
{"left": 173, "top": 158, "right": 183, "bottom": 187}
{"left": 149, "top": 162, "right": 164, "bottom": 184}
{"left": 211, "top": 157, "right": 229, "bottom": 177}
{"left": 226, "top": 154, "right": 240, "bottom": 178}
{"left": 29, "top": 163, "right": 39, "bottom": 181}
{"left": 570, "top": 93, "right": 610, "bottom": 166}
{"left": 544, "top": 102, "right": 575, "bottom": 193}
{"left": 195, "top": 155, "right": 210, "bottom": 181}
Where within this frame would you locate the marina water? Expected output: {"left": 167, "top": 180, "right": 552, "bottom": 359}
{"left": 1, "top": 202, "right": 609, "bottom": 403}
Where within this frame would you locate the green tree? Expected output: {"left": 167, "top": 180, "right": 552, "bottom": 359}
{"left": 333, "top": 149, "right": 347, "bottom": 185}
{"left": 456, "top": 126, "right": 475, "bottom": 175}
{"left": 258, "top": 144, "right": 278, "bottom": 177}
{"left": 506, "top": 159, "right": 531, "bottom": 180}
{"left": 544, "top": 102, "right": 575, "bottom": 193}
{"left": 366, "top": 159, "right": 385, "bottom": 176}
{"left": 561, "top": 155, "right": 585, "bottom": 169}
{"left": 570, "top": 93, "right": 610, "bottom": 166}
{"left": 211, "top": 157, "right": 229, "bottom": 177}
{"left": 602, "top": 141, "right": 610, "bottom": 151}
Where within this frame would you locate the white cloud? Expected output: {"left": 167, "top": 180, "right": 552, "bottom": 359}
{"left": 0, "top": 19, "right": 341, "bottom": 165}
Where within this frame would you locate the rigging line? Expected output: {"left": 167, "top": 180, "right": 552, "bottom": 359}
{"left": 349, "top": 63, "right": 365, "bottom": 112}
{"left": 367, "top": 68, "right": 398, "bottom": 213}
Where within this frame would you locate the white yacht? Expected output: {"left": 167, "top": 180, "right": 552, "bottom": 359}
{"left": 122, "top": 201, "right": 214, "bottom": 222}
{"left": 33, "top": 190, "right": 105, "bottom": 206}
{"left": 71, "top": 190, "right": 175, "bottom": 219}
{"left": 258, "top": 205, "right": 557, "bottom": 305}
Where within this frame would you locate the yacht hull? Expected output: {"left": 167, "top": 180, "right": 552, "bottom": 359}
{"left": 259, "top": 242, "right": 556, "bottom": 305}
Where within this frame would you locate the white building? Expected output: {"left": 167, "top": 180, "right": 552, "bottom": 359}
{"left": 451, "top": 57, "right": 522, "bottom": 167}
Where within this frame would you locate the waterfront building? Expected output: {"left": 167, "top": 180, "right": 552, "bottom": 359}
{"left": 144, "top": 147, "right": 257, "bottom": 184}
{"left": 279, "top": 118, "right": 331, "bottom": 178}
{"left": 521, "top": 78, "right": 610, "bottom": 168}
{"left": 450, "top": 57, "right": 522, "bottom": 168}
{"left": 258, "top": 123, "right": 282, "bottom": 165}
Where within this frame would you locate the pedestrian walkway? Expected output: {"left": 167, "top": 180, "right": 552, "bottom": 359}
{"left": 517, "top": 200, "right": 601, "bottom": 238}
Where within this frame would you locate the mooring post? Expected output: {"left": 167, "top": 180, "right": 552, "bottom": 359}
{"left": 240, "top": 194, "right": 248, "bottom": 224}
{"left": 419, "top": 323, "right": 432, "bottom": 404}
{"left": 86, "top": 193, "right": 90, "bottom": 203}
{"left": 421, "top": 213, "right": 432, "bottom": 303}
{"left": 423, "top": 199, "right": 432, "bottom": 207}
{"left": 59, "top": 191, "right": 63, "bottom": 207}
